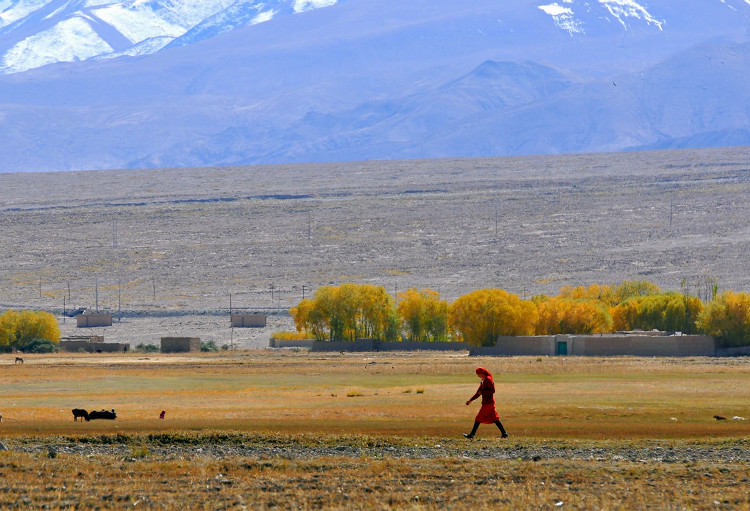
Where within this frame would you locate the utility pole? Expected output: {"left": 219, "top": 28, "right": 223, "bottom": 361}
{"left": 495, "top": 204, "right": 498, "bottom": 236}
{"left": 669, "top": 199, "right": 673, "bottom": 230}
{"left": 229, "top": 293, "right": 234, "bottom": 351}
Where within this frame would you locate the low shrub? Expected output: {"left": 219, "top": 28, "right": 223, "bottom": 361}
{"left": 22, "top": 338, "right": 58, "bottom": 353}
{"left": 135, "top": 343, "right": 159, "bottom": 353}
{"left": 271, "top": 331, "right": 313, "bottom": 341}
{"left": 200, "top": 340, "right": 219, "bottom": 352}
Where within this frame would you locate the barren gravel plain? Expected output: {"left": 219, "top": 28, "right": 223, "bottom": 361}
{"left": 1, "top": 147, "right": 749, "bottom": 348}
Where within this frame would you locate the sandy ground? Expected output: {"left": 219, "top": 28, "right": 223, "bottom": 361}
{"left": 1, "top": 147, "right": 749, "bottom": 347}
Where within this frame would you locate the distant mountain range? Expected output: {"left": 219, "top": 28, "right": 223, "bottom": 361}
{"left": 0, "top": 0, "right": 749, "bottom": 172}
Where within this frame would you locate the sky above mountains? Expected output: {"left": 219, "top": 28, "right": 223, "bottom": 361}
{"left": 0, "top": 0, "right": 749, "bottom": 172}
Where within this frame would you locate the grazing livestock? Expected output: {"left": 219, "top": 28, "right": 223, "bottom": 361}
{"left": 72, "top": 409, "right": 90, "bottom": 422}
{"left": 159, "top": 410, "right": 165, "bottom": 419}
{"left": 714, "top": 415, "right": 727, "bottom": 421}
{"left": 89, "top": 409, "right": 117, "bottom": 420}
{"left": 15, "top": 357, "right": 23, "bottom": 364}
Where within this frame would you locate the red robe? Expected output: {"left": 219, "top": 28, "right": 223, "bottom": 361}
{"left": 469, "top": 377, "right": 499, "bottom": 424}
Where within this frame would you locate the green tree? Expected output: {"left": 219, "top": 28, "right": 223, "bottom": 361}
{"left": 24, "top": 338, "right": 59, "bottom": 353}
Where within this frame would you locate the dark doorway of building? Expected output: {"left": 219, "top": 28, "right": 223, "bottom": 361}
{"left": 556, "top": 341, "right": 568, "bottom": 355}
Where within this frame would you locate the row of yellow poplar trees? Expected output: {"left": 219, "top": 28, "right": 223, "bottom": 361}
{"left": 290, "top": 281, "right": 750, "bottom": 347}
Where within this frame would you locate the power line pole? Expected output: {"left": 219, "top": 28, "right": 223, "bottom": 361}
{"left": 495, "top": 204, "right": 498, "bottom": 236}
{"left": 669, "top": 199, "right": 673, "bottom": 230}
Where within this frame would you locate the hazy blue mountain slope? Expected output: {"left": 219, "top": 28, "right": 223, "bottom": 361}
{"left": 0, "top": 0, "right": 749, "bottom": 171}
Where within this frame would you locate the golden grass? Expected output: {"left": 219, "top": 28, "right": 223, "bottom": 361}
{"left": 0, "top": 445, "right": 748, "bottom": 510}
{"left": 1, "top": 352, "right": 749, "bottom": 509}
{"left": 1, "top": 352, "right": 749, "bottom": 439}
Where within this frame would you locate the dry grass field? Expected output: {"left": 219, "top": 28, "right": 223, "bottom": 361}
{"left": 1, "top": 352, "right": 749, "bottom": 509}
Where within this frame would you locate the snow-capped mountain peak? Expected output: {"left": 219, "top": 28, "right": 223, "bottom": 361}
{"left": 538, "top": 0, "right": 664, "bottom": 37}
{"left": 0, "top": 0, "right": 341, "bottom": 74}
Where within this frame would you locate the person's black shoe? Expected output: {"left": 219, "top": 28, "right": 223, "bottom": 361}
{"left": 463, "top": 433, "right": 474, "bottom": 439}
{"left": 501, "top": 433, "right": 509, "bottom": 438}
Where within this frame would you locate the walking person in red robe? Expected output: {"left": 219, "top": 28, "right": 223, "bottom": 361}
{"left": 463, "top": 367, "right": 509, "bottom": 439}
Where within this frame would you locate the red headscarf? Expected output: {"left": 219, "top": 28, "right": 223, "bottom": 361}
{"left": 475, "top": 367, "right": 495, "bottom": 391}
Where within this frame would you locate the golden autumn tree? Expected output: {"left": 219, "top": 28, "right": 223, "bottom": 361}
{"left": 611, "top": 280, "right": 662, "bottom": 305}
{"left": 449, "top": 289, "right": 537, "bottom": 347}
{"left": 0, "top": 309, "right": 60, "bottom": 350}
{"left": 534, "top": 297, "right": 613, "bottom": 335}
{"left": 610, "top": 292, "right": 703, "bottom": 333}
{"left": 0, "top": 310, "right": 19, "bottom": 348}
{"left": 558, "top": 283, "right": 615, "bottom": 305}
{"left": 697, "top": 291, "right": 750, "bottom": 347}
{"left": 396, "top": 288, "right": 450, "bottom": 342}
{"left": 289, "top": 298, "right": 327, "bottom": 341}
{"left": 290, "top": 283, "right": 399, "bottom": 342}
{"left": 558, "top": 280, "right": 661, "bottom": 307}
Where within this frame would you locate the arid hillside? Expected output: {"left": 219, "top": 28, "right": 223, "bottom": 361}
{"left": 1, "top": 147, "right": 749, "bottom": 347}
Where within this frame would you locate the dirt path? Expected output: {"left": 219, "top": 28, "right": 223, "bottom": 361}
{"left": 7, "top": 437, "right": 750, "bottom": 464}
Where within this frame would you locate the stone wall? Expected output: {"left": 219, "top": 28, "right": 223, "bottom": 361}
{"left": 568, "top": 334, "right": 715, "bottom": 357}
{"left": 59, "top": 341, "right": 129, "bottom": 353}
{"left": 160, "top": 337, "right": 201, "bottom": 353}
{"left": 62, "top": 335, "right": 105, "bottom": 343}
{"left": 269, "top": 339, "right": 314, "bottom": 349}
{"left": 278, "top": 333, "right": 717, "bottom": 356}
{"left": 231, "top": 313, "right": 267, "bottom": 328}
{"left": 378, "top": 340, "right": 469, "bottom": 351}
{"left": 310, "top": 339, "right": 469, "bottom": 352}
{"left": 76, "top": 313, "right": 113, "bottom": 328}
{"left": 470, "top": 336, "right": 556, "bottom": 356}
{"left": 470, "top": 333, "right": 715, "bottom": 357}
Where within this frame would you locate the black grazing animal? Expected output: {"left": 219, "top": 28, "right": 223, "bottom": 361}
{"left": 714, "top": 415, "right": 727, "bottom": 421}
{"left": 15, "top": 357, "right": 23, "bottom": 364}
{"left": 72, "top": 409, "right": 90, "bottom": 422}
{"left": 88, "top": 409, "right": 117, "bottom": 420}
